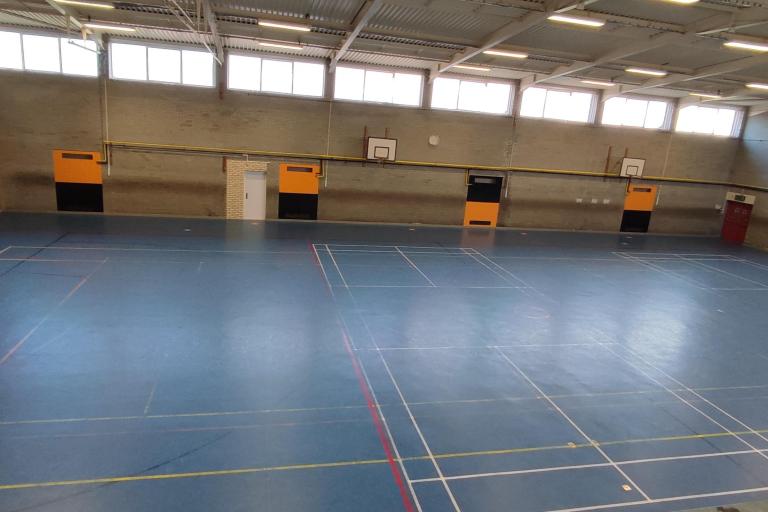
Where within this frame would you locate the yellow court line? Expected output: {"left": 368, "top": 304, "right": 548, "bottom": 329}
{"left": 4, "top": 382, "right": 767, "bottom": 427}
{"left": 4, "top": 429, "right": 768, "bottom": 492}
{"left": 0, "top": 458, "right": 389, "bottom": 491}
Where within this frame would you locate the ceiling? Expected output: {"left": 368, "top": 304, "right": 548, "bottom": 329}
{"left": 2, "top": 0, "right": 768, "bottom": 108}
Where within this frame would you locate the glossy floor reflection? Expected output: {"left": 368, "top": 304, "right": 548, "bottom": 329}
{"left": 2, "top": 212, "right": 768, "bottom": 512}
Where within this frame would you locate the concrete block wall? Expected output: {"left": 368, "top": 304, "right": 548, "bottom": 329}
{"left": 730, "top": 112, "right": 768, "bottom": 249}
{"left": 0, "top": 71, "right": 743, "bottom": 235}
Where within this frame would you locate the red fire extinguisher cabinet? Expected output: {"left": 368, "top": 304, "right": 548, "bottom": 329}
{"left": 721, "top": 192, "right": 755, "bottom": 245}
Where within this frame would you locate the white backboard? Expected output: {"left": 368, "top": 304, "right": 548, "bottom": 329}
{"left": 366, "top": 137, "right": 397, "bottom": 161}
{"left": 620, "top": 157, "right": 645, "bottom": 178}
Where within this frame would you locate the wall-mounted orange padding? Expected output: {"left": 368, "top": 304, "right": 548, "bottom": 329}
{"left": 624, "top": 184, "right": 657, "bottom": 212}
{"left": 279, "top": 163, "right": 321, "bottom": 194}
{"left": 464, "top": 201, "right": 500, "bottom": 227}
{"left": 53, "top": 150, "right": 102, "bottom": 184}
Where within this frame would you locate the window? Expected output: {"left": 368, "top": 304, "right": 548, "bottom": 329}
{"left": 148, "top": 47, "right": 180, "bottom": 83}
{"left": 110, "top": 42, "right": 214, "bottom": 87}
{"left": 675, "top": 105, "right": 742, "bottom": 137}
{"left": 182, "top": 50, "right": 214, "bottom": 86}
{"left": 22, "top": 34, "right": 60, "bottom": 72}
{"left": 111, "top": 42, "right": 146, "bottom": 80}
{"left": 0, "top": 30, "right": 98, "bottom": 77}
{"left": 520, "top": 86, "right": 595, "bottom": 123}
{"left": 61, "top": 39, "right": 98, "bottom": 76}
{"left": 227, "top": 54, "right": 324, "bottom": 97}
{"left": 0, "top": 31, "right": 23, "bottom": 70}
{"left": 261, "top": 59, "right": 292, "bottom": 94}
{"left": 334, "top": 66, "right": 422, "bottom": 107}
{"left": 431, "top": 77, "right": 511, "bottom": 114}
{"left": 602, "top": 96, "right": 671, "bottom": 130}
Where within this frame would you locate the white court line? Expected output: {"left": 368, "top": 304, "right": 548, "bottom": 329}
{"left": 613, "top": 253, "right": 710, "bottom": 290}
{"left": 410, "top": 447, "right": 768, "bottom": 483}
{"left": 312, "top": 243, "right": 422, "bottom": 512}
{"left": 339, "top": 276, "right": 462, "bottom": 510}
{"left": 732, "top": 257, "right": 768, "bottom": 272}
{"left": 326, "top": 244, "right": 466, "bottom": 250}
{"left": 620, "top": 252, "right": 734, "bottom": 258}
{"left": 458, "top": 248, "right": 520, "bottom": 287}
{"left": 311, "top": 244, "right": 336, "bottom": 299}
{"left": 495, "top": 348, "right": 652, "bottom": 502}
{"left": 329, "top": 250, "right": 467, "bottom": 256}
{"left": 0, "top": 247, "right": 10, "bottom": 255}
{"left": 676, "top": 255, "right": 768, "bottom": 289}
{"left": 395, "top": 246, "right": 437, "bottom": 287}
{"left": 324, "top": 244, "right": 350, "bottom": 289}
{"left": 343, "top": 285, "right": 528, "bottom": 289}
{"left": 0, "top": 258, "right": 108, "bottom": 263}
{"left": 7, "top": 245, "right": 307, "bottom": 255}
{"left": 542, "top": 486, "right": 768, "bottom": 512}
{"left": 593, "top": 336, "right": 768, "bottom": 463}
{"left": 365, "top": 343, "right": 615, "bottom": 351}
{"left": 377, "top": 350, "right": 462, "bottom": 511}
{"left": 710, "top": 288, "right": 768, "bottom": 291}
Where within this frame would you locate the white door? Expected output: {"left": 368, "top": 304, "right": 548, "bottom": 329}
{"left": 243, "top": 170, "right": 267, "bottom": 220}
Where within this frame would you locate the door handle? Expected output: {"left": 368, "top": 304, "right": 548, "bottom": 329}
{"left": 245, "top": 193, "right": 248, "bottom": 199}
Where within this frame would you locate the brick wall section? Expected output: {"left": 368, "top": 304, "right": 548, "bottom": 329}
{"left": 225, "top": 159, "right": 268, "bottom": 219}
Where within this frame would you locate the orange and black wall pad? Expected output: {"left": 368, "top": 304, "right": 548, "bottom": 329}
{"left": 620, "top": 183, "right": 658, "bottom": 233}
{"left": 278, "top": 163, "right": 321, "bottom": 220}
{"left": 53, "top": 150, "right": 104, "bottom": 212}
{"left": 464, "top": 175, "right": 503, "bottom": 227}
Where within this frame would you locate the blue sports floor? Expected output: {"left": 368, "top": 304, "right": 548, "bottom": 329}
{"left": 2, "top": 212, "right": 768, "bottom": 512}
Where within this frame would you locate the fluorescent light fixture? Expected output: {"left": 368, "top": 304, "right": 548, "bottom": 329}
{"left": 626, "top": 67, "right": 667, "bottom": 77}
{"left": 258, "top": 20, "right": 311, "bottom": 32}
{"left": 83, "top": 22, "right": 135, "bottom": 32}
{"left": 54, "top": 0, "right": 114, "bottom": 8}
{"left": 258, "top": 41, "right": 303, "bottom": 50}
{"left": 724, "top": 40, "right": 768, "bottom": 52}
{"left": 663, "top": 0, "right": 699, "bottom": 4}
{"left": 581, "top": 79, "right": 616, "bottom": 87}
{"left": 689, "top": 92, "right": 721, "bottom": 99}
{"left": 483, "top": 49, "right": 528, "bottom": 59}
{"left": 547, "top": 13, "right": 605, "bottom": 28}
{"left": 747, "top": 83, "right": 768, "bottom": 91}
{"left": 453, "top": 64, "right": 491, "bottom": 72}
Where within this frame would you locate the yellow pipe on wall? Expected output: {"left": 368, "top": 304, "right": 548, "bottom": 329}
{"left": 103, "top": 140, "right": 768, "bottom": 194}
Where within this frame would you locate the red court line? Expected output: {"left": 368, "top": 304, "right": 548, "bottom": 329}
{"left": 310, "top": 243, "right": 415, "bottom": 512}
{"left": 338, "top": 326, "right": 415, "bottom": 512}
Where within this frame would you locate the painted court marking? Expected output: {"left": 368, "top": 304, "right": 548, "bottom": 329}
{"left": 6, "top": 245, "right": 309, "bottom": 255}
{"left": 5, "top": 241, "right": 768, "bottom": 511}
{"left": 312, "top": 243, "right": 418, "bottom": 512}
{"left": 494, "top": 348, "right": 652, "bottom": 502}
{"left": 0, "top": 259, "right": 107, "bottom": 365}
{"left": 316, "top": 243, "right": 460, "bottom": 511}
{"left": 394, "top": 246, "right": 437, "bottom": 287}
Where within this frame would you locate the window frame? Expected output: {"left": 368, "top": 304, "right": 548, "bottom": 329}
{"left": 674, "top": 104, "right": 745, "bottom": 138}
{"left": 109, "top": 39, "right": 216, "bottom": 88}
{"left": 599, "top": 93, "right": 675, "bottom": 131}
{"left": 0, "top": 28, "right": 99, "bottom": 78}
{"left": 333, "top": 63, "right": 425, "bottom": 109}
{"left": 430, "top": 73, "right": 514, "bottom": 116}
{"left": 227, "top": 50, "right": 326, "bottom": 99}
{"left": 519, "top": 84, "right": 598, "bottom": 124}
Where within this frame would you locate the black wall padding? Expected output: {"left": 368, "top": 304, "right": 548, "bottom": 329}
{"left": 278, "top": 193, "right": 318, "bottom": 220}
{"left": 620, "top": 211, "right": 652, "bottom": 233}
{"left": 466, "top": 176, "right": 503, "bottom": 203}
{"left": 55, "top": 183, "right": 104, "bottom": 212}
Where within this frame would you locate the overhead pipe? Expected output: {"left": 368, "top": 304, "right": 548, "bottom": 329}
{"left": 101, "top": 140, "right": 768, "bottom": 194}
